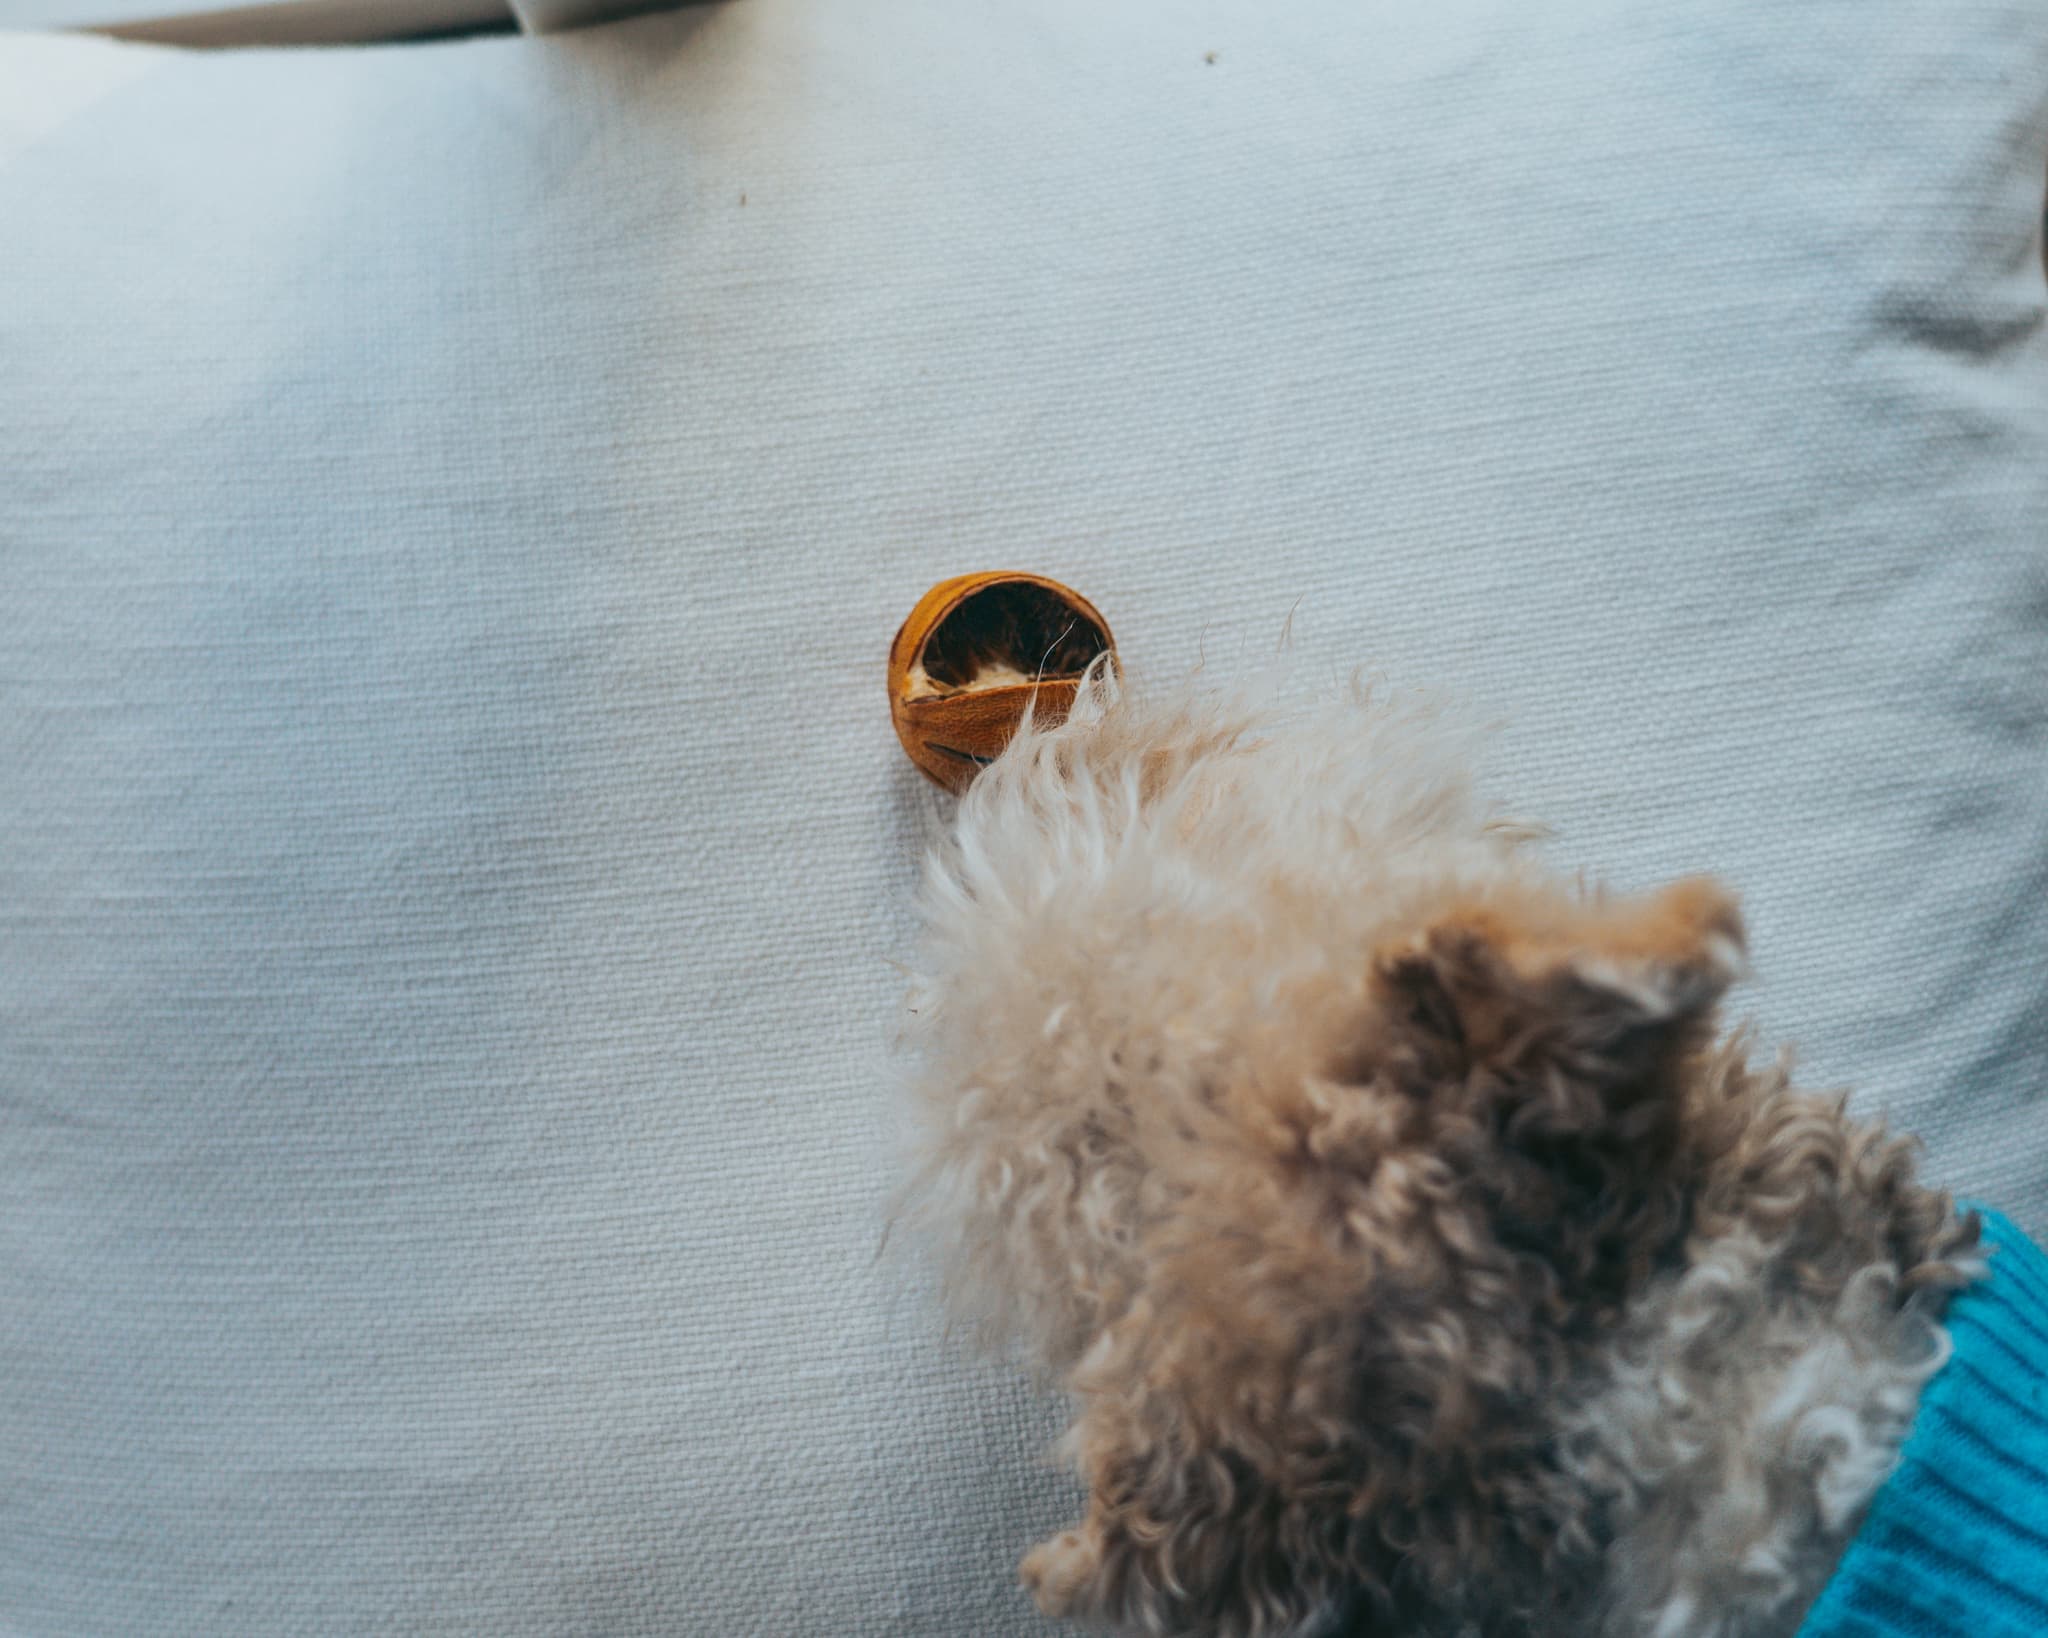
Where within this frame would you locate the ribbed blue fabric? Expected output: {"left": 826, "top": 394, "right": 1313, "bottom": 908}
{"left": 1797, "top": 1207, "right": 2048, "bottom": 1638}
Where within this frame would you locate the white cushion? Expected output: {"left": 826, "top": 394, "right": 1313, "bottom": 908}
{"left": 2, "top": 3, "right": 2045, "bottom": 1632}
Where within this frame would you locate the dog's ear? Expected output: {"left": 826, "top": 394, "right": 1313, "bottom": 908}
{"left": 1373, "top": 877, "right": 1746, "bottom": 1093}
{"left": 1369, "top": 877, "right": 1747, "bottom": 1313}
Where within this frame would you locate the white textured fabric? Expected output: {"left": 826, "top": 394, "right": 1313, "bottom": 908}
{"left": 2, "top": 5, "right": 2046, "bottom": 1634}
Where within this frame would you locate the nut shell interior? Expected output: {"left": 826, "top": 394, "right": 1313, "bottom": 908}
{"left": 888, "top": 573, "right": 1115, "bottom": 792}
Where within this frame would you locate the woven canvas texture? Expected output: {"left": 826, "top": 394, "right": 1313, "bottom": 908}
{"left": 3, "top": 3, "right": 2047, "bottom": 1633}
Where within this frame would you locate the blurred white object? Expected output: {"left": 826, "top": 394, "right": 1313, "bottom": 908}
{"left": 506, "top": 0, "right": 672, "bottom": 30}
{"left": 0, "top": 32, "right": 156, "bottom": 164}
{"left": 5, "top": 0, "right": 685, "bottom": 42}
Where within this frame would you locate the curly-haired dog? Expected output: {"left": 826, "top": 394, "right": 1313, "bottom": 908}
{"left": 895, "top": 673, "right": 2027, "bottom": 1638}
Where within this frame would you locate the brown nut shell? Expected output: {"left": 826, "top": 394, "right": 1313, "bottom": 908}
{"left": 888, "top": 571, "right": 1116, "bottom": 793}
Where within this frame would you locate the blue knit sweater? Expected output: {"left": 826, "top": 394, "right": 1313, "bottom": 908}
{"left": 1796, "top": 1206, "right": 2048, "bottom": 1638}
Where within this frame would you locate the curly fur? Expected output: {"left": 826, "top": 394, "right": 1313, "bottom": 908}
{"left": 895, "top": 669, "right": 1979, "bottom": 1638}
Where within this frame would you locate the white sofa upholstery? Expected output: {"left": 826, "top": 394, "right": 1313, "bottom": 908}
{"left": 3, "top": 4, "right": 2045, "bottom": 1631}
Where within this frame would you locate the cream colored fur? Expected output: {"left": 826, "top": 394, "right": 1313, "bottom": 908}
{"left": 896, "top": 669, "right": 1976, "bottom": 1638}
{"left": 1567, "top": 1191, "right": 1971, "bottom": 1638}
